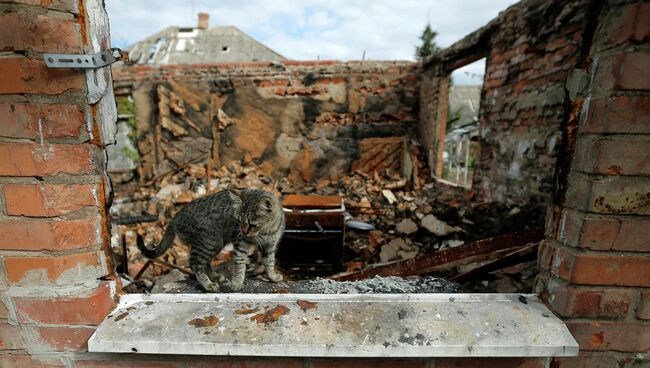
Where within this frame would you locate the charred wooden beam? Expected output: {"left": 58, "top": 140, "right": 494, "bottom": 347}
{"left": 112, "top": 215, "right": 159, "bottom": 225}
{"left": 449, "top": 243, "right": 539, "bottom": 283}
{"left": 331, "top": 229, "right": 543, "bottom": 281}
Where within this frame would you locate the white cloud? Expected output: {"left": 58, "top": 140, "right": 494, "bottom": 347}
{"left": 106, "top": 0, "right": 518, "bottom": 61}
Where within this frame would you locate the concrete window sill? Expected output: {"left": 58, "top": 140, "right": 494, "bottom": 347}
{"left": 89, "top": 293, "right": 578, "bottom": 358}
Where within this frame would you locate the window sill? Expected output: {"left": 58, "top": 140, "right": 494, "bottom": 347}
{"left": 88, "top": 293, "right": 578, "bottom": 358}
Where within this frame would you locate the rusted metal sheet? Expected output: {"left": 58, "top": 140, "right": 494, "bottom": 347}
{"left": 282, "top": 194, "right": 343, "bottom": 209}
{"left": 332, "top": 229, "right": 543, "bottom": 281}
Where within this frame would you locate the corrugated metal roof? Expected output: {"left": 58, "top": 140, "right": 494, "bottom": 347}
{"left": 448, "top": 85, "right": 481, "bottom": 127}
{"left": 126, "top": 26, "right": 286, "bottom": 65}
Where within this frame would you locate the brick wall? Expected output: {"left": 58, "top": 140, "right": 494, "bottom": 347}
{"left": 419, "top": 0, "right": 589, "bottom": 207}
{"left": 111, "top": 61, "right": 419, "bottom": 184}
{"left": 1, "top": 0, "right": 648, "bottom": 366}
{"left": 537, "top": 0, "right": 650, "bottom": 366}
{"left": 0, "top": 0, "right": 117, "bottom": 365}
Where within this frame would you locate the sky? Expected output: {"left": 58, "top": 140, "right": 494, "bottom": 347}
{"left": 105, "top": 0, "right": 518, "bottom": 85}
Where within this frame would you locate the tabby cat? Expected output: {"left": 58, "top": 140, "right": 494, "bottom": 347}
{"left": 137, "top": 189, "right": 285, "bottom": 292}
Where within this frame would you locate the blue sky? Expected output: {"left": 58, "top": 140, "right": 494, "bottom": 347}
{"left": 106, "top": 0, "right": 518, "bottom": 84}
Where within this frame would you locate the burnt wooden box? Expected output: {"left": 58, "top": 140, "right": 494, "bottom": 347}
{"left": 277, "top": 195, "right": 345, "bottom": 276}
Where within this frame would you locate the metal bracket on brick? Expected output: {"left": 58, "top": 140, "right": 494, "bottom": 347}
{"left": 43, "top": 48, "right": 132, "bottom": 69}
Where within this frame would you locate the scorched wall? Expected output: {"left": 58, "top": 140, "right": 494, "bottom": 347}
{"left": 111, "top": 61, "right": 419, "bottom": 184}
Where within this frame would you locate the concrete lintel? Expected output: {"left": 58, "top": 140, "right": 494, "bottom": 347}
{"left": 89, "top": 293, "right": 579, "bottom": 358}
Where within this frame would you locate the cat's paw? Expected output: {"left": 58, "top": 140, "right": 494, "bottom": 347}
{"left": 266, "top": 270, "right": 284, "bottom": 283}
{"left": 202, "top": 282, "right": 220, "bottom": 293}
{"left": 230, "top": 280, "right": 244, "bottom": 291}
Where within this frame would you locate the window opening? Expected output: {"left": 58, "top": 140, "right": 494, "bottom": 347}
{"left": 441, "top": 57, "right": 485, "bottom": 187}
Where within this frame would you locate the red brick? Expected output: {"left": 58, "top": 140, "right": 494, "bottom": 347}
{"left": 582, "top": 96, "right": 650, "bottom": 134}
{"left": 33, "top": 326, "right": 95, "bottom": 352}
{"left": 559, "top": 209, "right": 648, "bottom": 252}
{"left": 0, "top": 102, "right": 85, "bottom": 140}
{"left": 73, "top": 361, "right": 178, "bottom": 368}
{"left": 598, "top": 52, "right": 650, "bottom": 91}
{"left": 548, "top": 283, "right": 633, "bottom": 318}
{"left": 4, "top": 183, "right": 96, "bottom": 216}
{"left": 187, "top": 359, "right": 306, "bottom": 368}
{"left": 552, "top": 354, "right": 619, "bottom": 368}
{"left": 0, "top": 302, "right": 7, "bottom": 319}
{"left": 0, "top": 142, "right": 95, "bottom": 176}
{"left": 435, "top": 358, "right": 546, "bottom": 368}
{"left": 0, "top": 57, "right": 84, "bottom": 95}
{"left": 567, "top": 321, "right": 650, "bottom": 352}
{"left": 638, "top": 292, "right": 650, "bottom": 320}
{"left": 0, "top": 13, "right": 82, "bottom": 53}
{"left": 0, "top": 219, "right": 98, "bottom": 251}
{"left": 0, "top": 355, "right": 64, "bottom": 368}
{"left": 606, "top": 2, "right": 650, "bottom": 46}
{"left": 564, "top": 175, "right": 650, "bottom": 215}
{"left": 0, "top": 1, "right": 78, "bottom": 13}
{"left": 4, "top": 252, "right": 105, "bottom": 284}
{"left": 551, "top": 247, "right": 650, "bottom": 287}
{"left": 14, "top": 282, "right": 113, "bottom": 325}
{"left": 0, "top": 322, "right": 26, "bottom": 349}
{"left": 575, "top": 136, "right": 650, "bottom": 176}
{"left": 310, "top": 359, "right": 425, "bottom": 368}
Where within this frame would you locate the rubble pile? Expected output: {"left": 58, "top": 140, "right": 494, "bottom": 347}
{"left": 110, "top": 159, "right": 544, "bottom": 295}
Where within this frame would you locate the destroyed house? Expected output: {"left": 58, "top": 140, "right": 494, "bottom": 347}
{"left": 125, "top": 13, "right": 286, "bottom": 65}
{"left": 0, "top": 0, "right": 649, "bottom": 367}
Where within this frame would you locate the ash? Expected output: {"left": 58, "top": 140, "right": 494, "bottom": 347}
{"left": 304, "top": 276, "right": 457, "bottom": 294}
{"left": 127, "top": 270, "right": 457, "bottom": 294}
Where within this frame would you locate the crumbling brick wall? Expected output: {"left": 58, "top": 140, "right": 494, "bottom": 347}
{"left": 0, "top": 0, "right": 117, "bottom": 365}
{"left": 420, "top": 0, "right": 590, "bottom": 207}
{"left": 111, "top": 61, "right": 419, "bottom": 185}
{"left": 537, "top": 0, "right": 650, "bottom": 366}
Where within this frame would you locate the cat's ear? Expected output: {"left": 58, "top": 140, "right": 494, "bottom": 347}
{"left": 262, "top": 198, "right": 273, "bottom": 212}
{"left": 229, "top": 187, "right": 244, "bottom": 199}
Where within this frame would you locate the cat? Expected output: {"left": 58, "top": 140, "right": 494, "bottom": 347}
{"left": 137, "top": 189, "right": 285, "bottom": 292}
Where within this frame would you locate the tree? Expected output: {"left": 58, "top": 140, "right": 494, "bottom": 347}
{"left": 415, "top": 23, "right": 439, "bottom": 59}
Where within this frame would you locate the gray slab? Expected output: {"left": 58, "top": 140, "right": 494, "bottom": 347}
{"left": 88, "top": 293, "right": 578, "bottom": 357}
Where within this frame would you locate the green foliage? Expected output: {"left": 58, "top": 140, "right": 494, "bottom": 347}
{"left": 116, "top": 96, "right": 134, "bottom": 115}
{"left": 446, "top": 108, "right": 462, "bottom": 131}
{"left": 116, "top": 96, "right": 136, "bottom": 130}
{"left": 116, "top": 96, "right": 138, "bottom": 150}
{"left": 415, "top": 23, "right": 439, "bottom": 59}
{"left": 123, "top": 146, "right": 140, "bottom": 162}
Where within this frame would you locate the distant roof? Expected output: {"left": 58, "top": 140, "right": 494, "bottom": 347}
{"left": 126, "top": 25, "right": 286, "bottom": 65}
{"left": 448, "top": 85, "right": 481, "bottom": 127}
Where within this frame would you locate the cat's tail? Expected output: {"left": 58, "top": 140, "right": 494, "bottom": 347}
{"left": 137, "top": 226, "right": 175, "bottom": 259}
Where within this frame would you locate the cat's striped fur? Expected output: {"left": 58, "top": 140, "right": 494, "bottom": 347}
{"left": 137, "top": 189, "right": 285, "bottom": 292}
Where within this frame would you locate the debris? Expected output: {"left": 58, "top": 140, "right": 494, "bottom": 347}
{"left": 235, "top": 307, "right": 260, "bottom": 315}
{"left": 420, "top": 215, "right": 462, "bottom": 237}
{"left": 382, "top": 189, "right": 398, "bottom": 204}
{"left": 333, "top": 230, "right": 543, "bottom": 281}
{"left": 250, "top": 305, "right": 290, "bottom": 324}
{"left": 395, "top": 219, "right": 418, "bottom": 235}
{"left": 296, "top": 300, "right": 318, "bottom": 311}
{"left": 188, "top": 315, "right": 219, "bottom": 327}
{"left": 379, "top": 239, "right": 402, "bottom": 263}
{"left": 346, "top": 220, "right": 375, "bottom": 231}
{"left": 359, "top": 197, "right": 372, "bottom": 208}
{"left": 439, "top": 239, "right": 464, "bottom": 250}
{"left": 151, "top": 269, "right": 188, "bottom": 293}
{"left": 110, "top": 140, "right": 546, "bottom": 294}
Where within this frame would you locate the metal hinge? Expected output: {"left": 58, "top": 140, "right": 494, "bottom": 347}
{"left": 43, "top": 48, "right": 133, "bottom": 69}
